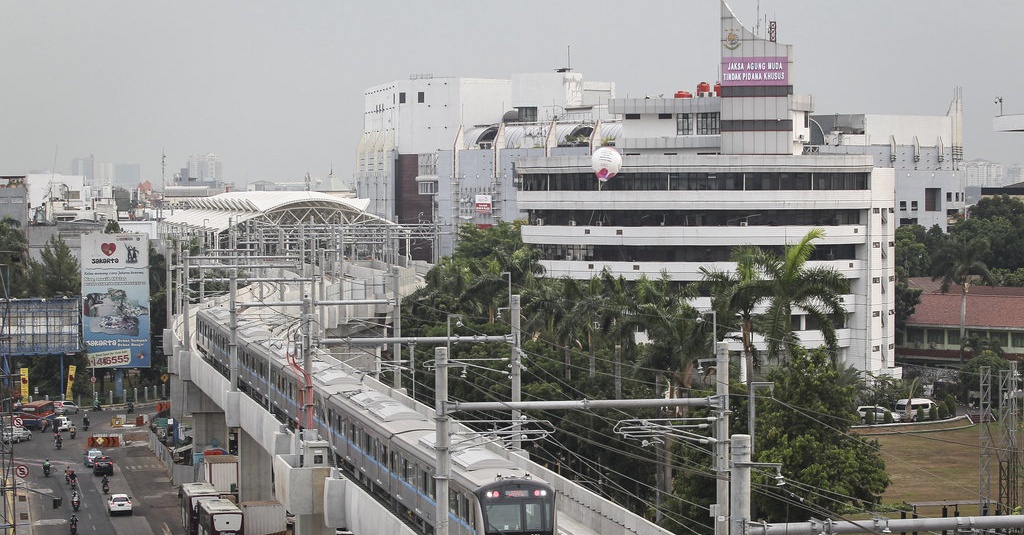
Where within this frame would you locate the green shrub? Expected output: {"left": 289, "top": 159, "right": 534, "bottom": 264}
{"left": 866, "top": 410, "right": 875, "bottom": 424}
{"left": 937, "top": 404, "right": 949, "bottom": 419}
{"left": 944, "top": 394, "right": 957, "bottom": 418}
{"left": 883, "top": 411, "right": 894, "bottom": 424}
{"left": 917, "top": 407, "right": 926, "bottom": 421}
{"left": 929, "top": 405, "right": 938, "bottom": 421}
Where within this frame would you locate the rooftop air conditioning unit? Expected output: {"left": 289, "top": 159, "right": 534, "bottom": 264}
{"left": 596, "top": 221, "right": 603, "bottom": 226}
{"left": 535, "top": 218, "right": 544, "bottom": 226}
{"left": 739, "top": 221, "right": 748, "bottom": 227}
{"left": 569, "top": 220, "right": 576, "bottom": 226}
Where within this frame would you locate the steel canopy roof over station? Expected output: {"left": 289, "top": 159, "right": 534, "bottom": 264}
{"left": 158, "top": 191, "right": 392, "bottom": 237}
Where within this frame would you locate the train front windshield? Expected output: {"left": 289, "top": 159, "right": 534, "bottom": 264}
{"left": 478, "top": 482, "right": 554, "bottom": 535}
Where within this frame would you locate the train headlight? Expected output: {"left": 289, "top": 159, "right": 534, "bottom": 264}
{"left": 533, "top": 490, "right": 547, "bottom": 497}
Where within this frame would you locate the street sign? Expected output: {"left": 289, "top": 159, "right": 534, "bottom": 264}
{"left": 14, "top": 465, "right": 27, "bottom": 478}
{"left": 90, "top": 376, "right": 97, "bottom": 384}
{"left": 12, "top": 416, "right": 22, "bottom": 428}
{"left": 161, "top": 374, "right": 169, "bottom": 383}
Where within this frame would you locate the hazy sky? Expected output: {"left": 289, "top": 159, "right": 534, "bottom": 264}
{"left": 2, "top": 1, "right": 1022, "bottom": 187}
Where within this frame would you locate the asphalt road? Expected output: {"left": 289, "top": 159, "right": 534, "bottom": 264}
{"left": 12, "top": 407, "right": 185, "bottom": 535}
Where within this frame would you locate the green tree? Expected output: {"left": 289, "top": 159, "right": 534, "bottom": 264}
{"left": 104, "top": 219, "right": 122, "bottom": 233}
{"left": 0, "top": 217, "right": 30, "bottom": 296}
{"left": 28, "top": 235, "right": 80, "bottom": 297}
{"left": 753, "top": 228, "right": 849, "bottom": 362}
{"left": 958, "top": 351, "right": 1009, "bottom": 407}
{"left": 894, "top": 225, "right": 930, "bottom": 277}
{"left": 929, "top": 234, "right": 993, "bottom": 361}
{"left": 754, "top": 347, "right": 890, "bottom": 520}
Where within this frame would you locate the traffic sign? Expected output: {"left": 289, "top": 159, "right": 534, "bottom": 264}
{"left": 12, "top": 416, "right": 22, "bottom": 428}
{"left": 14, "top": 465, "right": 27, "bottom": 478}
{"left": 161, "top": 374, "right": 169, "bottom": 383}
{"left": 90, "top": 376, "right": 97, "bottom": 384}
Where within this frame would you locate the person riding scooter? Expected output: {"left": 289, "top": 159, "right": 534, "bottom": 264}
{"left": 101, "top": 475, "right": 110, "bottom": 494}
{"left": 54, "top": 434, "right": 63, "bottom": 450}
{"left": 71, "top": 491, "right": 80, "bottom": 511}
{"left": 69, "top": 513, "right": 78, "bottom": 534}
{"left": 82, "top": 415, "right": 90, "bottom": 431}
{"left": 69, "top": 424, "right": 77, "bottom": 439}
{"left": 43, "top": 459, "right": 51, "bottom": 477}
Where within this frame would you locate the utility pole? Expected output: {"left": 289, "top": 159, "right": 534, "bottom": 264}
{"left": 510, "top": 294, "right": 522, "bottom": 449}
{"left": 713, "top": 341, "right": 730, "bottom": 535}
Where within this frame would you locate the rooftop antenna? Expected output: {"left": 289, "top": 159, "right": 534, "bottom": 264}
{"left": 567, "top": 44, "right": 571, "bottom": 72}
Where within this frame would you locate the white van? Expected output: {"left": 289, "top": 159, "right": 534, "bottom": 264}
{"left": 894, "top": 398, "right": 939, "bottom": 421}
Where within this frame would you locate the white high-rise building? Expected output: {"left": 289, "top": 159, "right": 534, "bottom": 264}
{"left": 187, "top": 153, "right": 223, "bottom": 182}
{"left": 515, "top": 1, "right": 898, "bottom": 377}
{"left": 354, "top": 73, "right": 616, "bottom": 233}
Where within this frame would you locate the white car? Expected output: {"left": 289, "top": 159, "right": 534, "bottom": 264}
{"left": 55, "top": 416, "right": 71, "bottom": 432}
{"left": 54, "top": 401, "right": 80, "bottom": 415}
{"left": 84, "top": 449, "right": 103, "bottom": 467}
{"left": 857, "top": 405, "right": 901, "bottom": 424}
{"left": 107, "top": 493, "right": 133, "bottom": 516}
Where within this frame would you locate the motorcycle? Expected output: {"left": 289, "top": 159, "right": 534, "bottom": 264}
{"left": 126, "top": 402, "right": 134, "bottom": 414}
{"left": 92, "top": 402, "right": 102, "bottom": 412}
{"left": 43, "top": 464, "right": 50, "bottom": 477}
{"left": 70, "top": 429, "right": 76, "bottom": 439}
{"left": 102, "top": 480, "right": 109, "bottom": 494}
{"left": 71, "top": 493, "right": 80, "bottom": 511}
{"left": 82, "top": 417, "right": 90, "bottom": 431}
{"left": 55, "top": 437, "right": 63, "bottom": 450}
{"left": 69, "top": 516, "right": 78, "bottom": 535}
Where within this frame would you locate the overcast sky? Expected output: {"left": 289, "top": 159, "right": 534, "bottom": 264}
{"left": 2, "top": 1, "right": 1022, "bottom": 187}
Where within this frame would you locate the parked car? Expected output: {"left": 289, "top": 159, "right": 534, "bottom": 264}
{"left": 54, "top": 401, "right": 80, "bottom": 415}
{"left": 84, "top": 449, "right": 103, "bottom": 467}
{"left": 107, "top": 493, "right": 133, "bottom": 515}
{"left": 856, "top": 405, "right": 901, "bottom": 424}
{"left": 92, "top": 456, "right": 114, "bottom": 476}
{"left": 895, "top": 398, "right": 940, "bottom": 421}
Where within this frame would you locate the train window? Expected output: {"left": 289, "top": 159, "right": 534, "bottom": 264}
{"left": 422, "top": 470, "right": 435, "bottom": 499}
{"left": 449, "top": 489, "right": 458, "bottom": 516}
{"left": 401, "top": 458, "right": 411, "bottom": 481}
{"left": 379, "top": 445, "right": 388, "bottom": 465}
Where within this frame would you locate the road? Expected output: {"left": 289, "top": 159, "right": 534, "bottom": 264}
{"left": 12, "top": 407, "right": 184, "bottom": 535}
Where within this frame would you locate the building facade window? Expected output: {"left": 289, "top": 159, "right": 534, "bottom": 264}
{"left": 677, "top": 113, "right": 691, "bottom": 135}
{"left": 417, "top": 92, "right": 425, "bottom": 103}
{"left": 399, "top": 92, "right": 406, "bottom": 104}
{"left": 696, "top": 112, "right": 720, "bottom": 135}
{"left": 625, "top": 113, "right": 641, "bottom": 120}
{"left": 658, "top": 113, "right": 673, "bottom": 119}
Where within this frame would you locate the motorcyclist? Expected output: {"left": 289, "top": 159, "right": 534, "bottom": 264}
{"left": 69, "top": 513, "right": 78, "bottom": 534}
{"left": 43, "top": 459, "right": 51, "bottom": 476}
{"left": 69, "top": 424, "right": 77, "bottom": 439}
{"left": 82, "top": 415, "right": 89, "bottom": 430}
{"left": 101, "top": 475, "right": 109, "bottom": 493}
{"left": 55, "top": 434, "right": 63, "bottom": 449}
{"left": 71, "top": 490, "right": 80, "bottom": 511}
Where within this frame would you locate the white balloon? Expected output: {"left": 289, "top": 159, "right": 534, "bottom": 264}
{"left": 591, "top": 147, "right": 622, "bottom": 181}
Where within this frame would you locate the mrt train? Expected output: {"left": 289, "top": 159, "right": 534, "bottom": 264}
{"left": 195, "top": 307, "right": 556, "bottom": 535}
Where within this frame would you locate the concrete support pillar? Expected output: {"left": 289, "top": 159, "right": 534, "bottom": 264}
{"left": 239, "top": 431, "right": 274, "bottom": 501}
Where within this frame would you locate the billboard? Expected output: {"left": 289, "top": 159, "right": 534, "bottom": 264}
{"left": 474, "top": 194, "right": 492, "bottom": 214}
{"left": 81, "top": 233, "right": 151, "bottom": 369}
{"left": 0, "top": 298, "right": 80, "bottom": 355}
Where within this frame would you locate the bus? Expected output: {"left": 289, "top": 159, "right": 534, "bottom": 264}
{"left": 196, "top": 498, "right": 243, "bottom": 535}
{"left": 179, "top": 482, "right": 221, "bottom": 535}
{"left": 17, "top": 400, "right": 56, "bottom": 431}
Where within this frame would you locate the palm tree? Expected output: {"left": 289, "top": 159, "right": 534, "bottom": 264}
{"left": 754, "top": 228, "right": 849, "bottom": 363}
{"left": 701, "top": 245, "right": 765, "bottom": 386}
{"left": 929, "top": 234, "right": 993, "bottom": 362}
